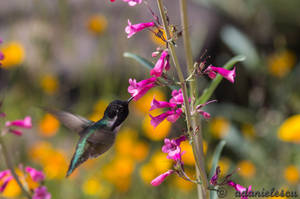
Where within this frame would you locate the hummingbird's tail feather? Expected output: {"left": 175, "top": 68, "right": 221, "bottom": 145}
{"left": 66, "top": 131, "right": 94, "bottom": 177}
{"left": 66, "top": 150, "right": 89, "bottom": 177}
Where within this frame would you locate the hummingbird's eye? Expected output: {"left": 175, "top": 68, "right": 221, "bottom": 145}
{"left": 106, "top": 107, "right": 117, "bottom": 118}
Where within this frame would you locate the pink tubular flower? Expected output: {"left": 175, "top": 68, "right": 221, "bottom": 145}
{"left": 0, "top": 39, "right": 4, "bottom": 66}
{"left": 166, "top": 108, "right": 182, "bottom": 123}
{"left": 149, "top": 111, "right": 175, "bottom": 128}
{"left": 210, "top": 167, "right": 252, "bottom": 199}
{"left": 32, "top": 186, "right": 51, "bottom": 199}
{"left": 125, "top": 19, "right": 155, "bottom": 38}
{"left": 6, "top": 116, "right": 32, "bottom": 128}
{"left": 0, "top": 170, "right": 12, "bottom": 193}
{"left": 5, "top": 116, "right": 32, "bottom": 136}
{"left": 123, "top": 0, "right": 142, "bottom": 6}
{"left": 162, "top": 135, "right": 186, "bottom": 161}
{"left": 150, "top": 50, "right": 170, "bottom": 77}
{"left": 210, "top": 166, "right": 220, "bottom": 186}
{"left": 169, "top": 89, "right": 184, "bottom": 105}
{"left": 128, "top": 77, "right": 156, "bottom": 101}
{"left": 25, "top": 167, "right": 45, "bottom": 182}
{"left": 149, "top": 89, "right": 185, "bottom": 128}
{"left": 150, "top": 98, "right": 176, "bottom": 111}
{"left": 228, "top": 181, "right": 252, "bottom": 199}
{"left": 151, "top": 170, "right": 174, "bottom": 186}
{"left": 204, "top": 65, "right": 236, "bottom": 83}
{"left": 149, "top": 109, "right": 182, "bottom": 128}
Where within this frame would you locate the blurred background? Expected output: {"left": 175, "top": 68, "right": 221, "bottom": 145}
{"left": 0, "top": 0, "right": 299, "bottom": 198}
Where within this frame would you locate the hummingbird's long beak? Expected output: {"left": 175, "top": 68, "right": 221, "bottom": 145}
{"left": 127, "top": 96, "right": 134, "bottom": 103}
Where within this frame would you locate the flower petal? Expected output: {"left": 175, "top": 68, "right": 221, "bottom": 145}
{"left": 125, "top": 20, "right": 155, "bottom": 38}
{"left": 149, "top": 111, "right": 174, "bottom": 128}
{"left": 25, "top": 167, "right": 45, "bottom": 182}
{"left": 150, "top": 97, "right": 176, "bottom": 111}
{"left": 151, "top": 170, "right": 174, "bottom": 186}
{"left": 209, "top": 66, "right": 236, "bottom": 83}
{"left": 32, "top": 186, "right": 51, "bottom": 199}
{"left": 5, "top": 116, "right": 32, "bottom": 128}
{"left": 128, "top": 77, "right": 156, "bottom": 101}
{"left": 166, "top": 108, "right": 182, "bottom": 123}
{"left": 150, "top": 50, "right": 169, "bottom": 77}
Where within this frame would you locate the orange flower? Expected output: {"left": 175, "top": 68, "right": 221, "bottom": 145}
{"left": 39, "top": 113, "right": 60, "bottom": 137}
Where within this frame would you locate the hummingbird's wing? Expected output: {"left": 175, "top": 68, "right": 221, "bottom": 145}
{"left": 44, "top": 108, "right": 93, "bottom": 133}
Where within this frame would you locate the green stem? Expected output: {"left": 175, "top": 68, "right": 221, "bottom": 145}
{"left": 0, "top": 136, "right": 32, "bottom": 199}
{"left": 156, "top": 0, "right": 193, "bottom": 139}
{"left": 180, "top": 0, "right": 209, "bottom": 198}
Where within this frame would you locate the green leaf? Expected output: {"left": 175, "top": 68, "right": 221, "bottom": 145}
{"left": 196, "top": 55, "right": 246, "bottom": 105}
{"left": 123, "top": 52, "right": 154, "bottom": 70}
{"left": 209, "top": 140, "right": 226, "bottom": 199}
{"left": 221, "top": 26, "right": 259, "bottom": 68}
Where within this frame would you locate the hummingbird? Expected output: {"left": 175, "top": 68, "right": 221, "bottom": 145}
{"left": 45, "top": 97, "right": 133, "bottom": 177}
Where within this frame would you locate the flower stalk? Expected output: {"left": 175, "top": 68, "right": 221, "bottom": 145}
{"left": 157, "top": 0, "right": 209, "bottom": 198}
{"left": 179, "top": 0, "right": 209, "bottom": 198}
{"left": 156, "top": 0, "right": 192, "bottom": 137}
{"left": 0, "top": 135, "right": 32, "bottom": 199}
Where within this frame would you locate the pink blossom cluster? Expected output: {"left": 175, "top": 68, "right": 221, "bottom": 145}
{"left": 151, "top": 136, "right": 186, "bottom": 186}
{"left": 149, "top": 89, "right": 183, "bottom": 128}
{"left": 210, "top": 166, "right": 252, "bottom": 199}
{"left": 0, "top": 168, "right": 51, "bottom": 199}
{"left": 128, "top": 49, "right": 171, "bottom": 101}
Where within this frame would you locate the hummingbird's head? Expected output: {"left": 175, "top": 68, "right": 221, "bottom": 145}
{"left": 104, "top": 100, "right": 129, "bottom": 129}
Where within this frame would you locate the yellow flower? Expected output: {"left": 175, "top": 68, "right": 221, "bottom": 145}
{"left": 89, "top": 99, "right": 109, "bottom": 121}
{"left": 39, "top": 113, "right": 60, "bottom": 137}
{"left": 87, "top": 14, "right": 107, "bottom": 35}
{"left": 218, "top": 157, "right": 231, "bottom": 176}
{"left": 82, "top": 177, "right": 102, "bottom": 196}
{"left": 115, "top": 128, "right": 138, "bottom": 156}
{"left": 40, "top": 74, "right": 59, "bottom": 95}
{"left": 44, "top": 151, "right": 68, "bottom": 179}
{"left": 0, "top": 41, "right": 25, "bottom": 68}
{"left": 237, "top": 160, "right": 256, "bottom": 179}
{"left": 278, "top": 115, "right": 300, "bottom": 143}
{"left": 181, "top": 141, "right": 194, "bottom": 166}
{"left": 139, "top": 151, "right": 172, "bottom": 185}
{"left": 268, "top": 50, "right": 296, "bottom": 78}
{"left": 150, "top": 29, "right": 166, "bottom": 46}
{"left": 140, "top": 163, "right": 157, "bottom": 184}
{"left": 115, "top": 128, "right": 149, "bottom": 162}
{"left": 151, "top": 151, "right": 172, "bottom": 173}
{"left": 1, "top": 179, "right": 21, "bottom": 198}
{"left": 132, "top": 141, "right": 149, "bottom": 162}
{"left": 102, "top": 156, "right": 135, "bottom": 192}
{"left": 29, "top": 141, "right": 68, "bottom": 179}
{"left": 284, "top": 165, "right": 299, "bottom": 184}
{"left": 241, "top": 123, "right": 256, "bottom": 139}
{"left": 181, "top": 140, "right": 207, "bottom": 166}
{"left": 82, "top": 177, "right": 111, "bottom": 197}
{"left": 210, "top": 117, "right": 230, "bottom": 138}
{"left": 203, "top": 140, "right": 207, "bottom": 155}
{"left": 134, "top": 89, "right": 166, "bottom": 115}
{"left": 143, "top": 114, "right": 171, "bottom": 141}
{"left": 172, "top": 169, "right": 195, "bottom": 191}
